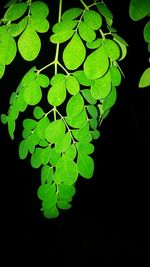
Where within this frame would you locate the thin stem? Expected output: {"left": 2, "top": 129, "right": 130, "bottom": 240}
{"left": 80, "top": 0, "right": 88, "bottom": 9}
{"left": 54, "top": 0, "right": 62, "bottom": 74}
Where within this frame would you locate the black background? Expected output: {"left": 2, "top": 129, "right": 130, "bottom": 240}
{"left": 0, "top": 0, "right": 149, "bottom": 265}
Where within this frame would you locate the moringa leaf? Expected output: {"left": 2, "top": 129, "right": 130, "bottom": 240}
{"left": 4, "top": 2, "right": 28, "bottom": 21}
{"left": 144, "top": 20, "right": 150, "bottom": 43}
{"left": 77, "top": 152, "right": 94, "bottom": 179}
{"left": 129, "top": 0, "right": 150, "bottom": 21}
{"left": 0, "top": 26, "right": 17, "bottom": 65}
{"left": 91, "top": 71, "right": 111, "bottom": 100}
{"left": 18, "top": 24, "right": 41, "bottom": 61}
{"left": 103, "top": 39, "right": 120, "bottom": 61}
{"left": 41, "top": 165, "right": 53, "bottom": 185}
{"left": 30, "top": 15, "right": 49, "bottom": 33}
{"left": 84, "top": 45, "right": 109, "bottom": 80}
{"left": 66, "top": 75, "right": 80, "bottom": 95}
{"left": 56, "top": 155, "right": 78, "bottom": 185}
{"left": 33, "top": 106, "right": 44, "bottom": 119}
{"left": 78, "top": 21, "right": 96, "bottom": 42}
{"left": 83, "top": 10, "right": 102, "bottom": 30}
{"left": 73, "top": 70, "right": 94, "bottom": 86}
{"left": 47, "top": 79, "right": 66, "bottom": 106}
{"left": 96, "top": 3, "right": 113, "bottom": 20}
{"left": 103, "top": 85, "right": 117, "bottom": 111}
{"left": 66, "top": 93, "right": 84, "bottom": 118}
{"left": 63, "top": 33, "right": 86, "bottom": 70}
{"left": 45, "top": 119, "right": 66, "bottom": 144}
{"left": 109, "top": 65, "right": 122, "bottom": 86}
{"left": 50, "top": 30, "right": 74, "bottom": 43}
{"left": 61, "top": 8, "right": 83, "bottom": 21}
{"left": 139, "top": 67, "right": 150, "bottom": 88}
{"left": 23, "top": 79, "right": 42, "bottom": 106}
{"left": 30, "top": 1, "right": 49, "bottom": 18}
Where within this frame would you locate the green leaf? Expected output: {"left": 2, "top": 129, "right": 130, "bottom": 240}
{"left": 0, "top": 26, "right": 17, "bottom": 65}
{"left": 8, "top": 17, "right": 28, "bottom": 37}
{"left": 18, "top": 24, "right": 41, "bottom": 61}
{"left": 66, "top": 93, "right": 84, "bottom": 118}
{"left": 66, "top": 75, "right": 80, "bottom": 95}
{"left": 31, "top": 147, "right": 43, "bottom": 168}
{"left": 65, "top": 108, "right": 87, "bottom": 128}
{"left": 86, "top": 38, "right": 102, "bottom": 49}
{"left": 83, "top": 10, "right": 102, "bottom": 30}
{"left": 41, "top": 146, "right": 52, "bottom": 165}
{"left": 55, "top": 132, "right": 72, "bottom": 153}
{"left": 50, "top": 30, "right": 74, "bottom": 44}
{"left": 37, "top": 74, "right": 50, "bottom": 88}
{"left": 77, "top": 152, "right": 94, "bottom": 179}
{"left": 33, "top": 106, "right": 44, "bottom": 119}
{"left": 45, "top": 119, "right": 66, "bottom": 144}
{"left": 72, "top": 123, "right": 90, "bottom": 141}
{"left": 58, "top": 183, "right": 76, "bottom": 201}
{"left": 61, "top": 8, "right": 83, "bottom": 21}
{"left": 63, "top": 33, "right": 86, "bottom": 70}
{"left": 47, "top": 79, "right": 66, "bottom": 106}
{"left": 103, "top": 85, "right": 117, "bottom": 111}
{"left": 52, "top": 20, "right": 78, "bottom": 33}
{"left": 91, "top": 71, "right": 111, "bottom": 99}
{"left": 96, "top": 3, "right": 113, "bottom": 20}
{"left": 43, "top": 205, "right": 59, "bottom": 219}
{"left": 41, "top": 165, "right": 53, "bottom": 185}
{"left": 86, "top": 105, "right": 98, "bottom": 118}
{"left": 23, "top": 79, "right": 42, "bottom": 106}
{"left": 84, "top": 45, "right": 109, "bottom": 80}
{"left": 110, "top": 65, "right": 122, "bottom": 86}
{"left": 35, "top": 116, "right": 50, "bottom": 139}
{"left": 89, "top": 118, "right": 98, "bottom": 129}
{"left": 23, "top": 119, "right": 37, "bottom": 131}
{"left": 30, "top": 1, "right": 49, "bottom": 18}
{"left": 56, "top": 155, "right": 78, "bottom": 185}
{"left": 57, "top": 201, "right": 71, "bottom": 210}
{"left": 51, "top": 73, "right": 65, "bottom": 86}
{"left": 30, "top": 16, "right": 49, "bottom": 33}
{"left": 7, "top": 116, "right": 15, "bottom": 139}
{"left": 129, "top": 0, "right": 150, "bottom": 21}
{"left": 78, "top": 21, "right": 96, "bottom": 42}
{"left": 144, "top": 20, "right": 150, "bottom": 43}
{"left": 91, "top": 129, "right": 100, "bottom": 140}
{"left": 139, "top": 67, "right": 150, "bottom": 88}
{"left": 0, "top": 114, "right": 8, "bottom": 124}
{"left": 113, "top": 38, "right": 127, "bottom": 61}
{"left": 65, "top": 144, "right": 77, "bottom": 160}
{"left": 81, "top": 89, "right": 97, "bottom": 104}
{"left": 112, "top": 33, "right": 128, "bottom": 46}
{"left": 103, "top": 39, "right": 120, "bottom": 61}
{"left": 27, "top": 131, "right": 40, "bottom": 153}
{"left": 0, "top": 63, "right": 5, "bottom": 79}
{"left": 49, "top": 148, "right": 61, "bottom": 167}
{"left": 77, "top": 141, "right": 95, "bottom": 155}
{"left": 4, "top": 3, "right": 28, "bottom": 21}
{"left": 19, "top": 139, "right": 28, "bottom": 160}
{"left": 21, "top": 67, "right": 37, "bottom": 87}
{"left": 73, "top": 71, "right": 94, "bottom": 86}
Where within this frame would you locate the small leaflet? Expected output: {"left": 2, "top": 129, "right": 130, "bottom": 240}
{"left": 139, "top": 67, "right": 150, "bottom": 88}
{"left": 63, "top": 33, "right": 86, "bottom": 70}
{"left": 4, "top": 3, "right": 28, "bottom": 21}
{"left": 18, "top": 24, "right": 41, "bottom": 61}
{"left": 61, "top": 8, "right": 83, "bottom": 21}
{"left": 91, "top": 71, "right": 111, "bottom": 100}
{"left": 83, "top": 10, "right": 102, "bottom": 30}
{"left": 77, "top": 152, "right": 94, "bottom": 179}
{"left": 84, "top": 45, "right": 109, "bottom": 80}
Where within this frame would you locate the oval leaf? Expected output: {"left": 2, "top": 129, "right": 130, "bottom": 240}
{"left": 63, "top": 33, "right": 86, "bottom": 70}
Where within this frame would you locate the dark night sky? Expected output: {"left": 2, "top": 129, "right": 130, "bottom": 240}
{"left": 0, "top": 0, "right": 149, "bottom": 264}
